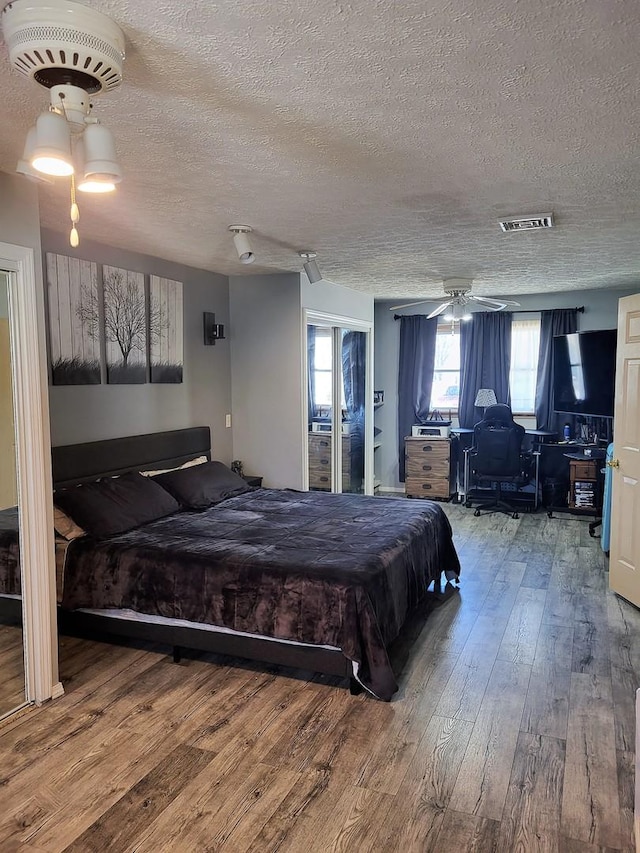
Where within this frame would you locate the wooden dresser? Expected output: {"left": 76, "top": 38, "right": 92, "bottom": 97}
{"left": 404, "top": 436, "right": 453, "bottom": 500}
{"left": 308, "top": 433, "right": 358, "bottom": 491}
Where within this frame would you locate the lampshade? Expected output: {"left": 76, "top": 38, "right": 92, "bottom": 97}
{"left": 31, "top": 110, "right": 74, "bottom": 176}
{"left": 76, "top": 123, "right": 121, "bottom": 192}
{"left": 474, "top": 388, "right": 497, "bottom": 408}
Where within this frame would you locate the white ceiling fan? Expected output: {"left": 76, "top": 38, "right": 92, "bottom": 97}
{"left": 390, "top": 278, "right": 520, "bottom": 319}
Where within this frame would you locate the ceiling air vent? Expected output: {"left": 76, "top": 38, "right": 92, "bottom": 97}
{"left": 498, "top": 213, "right": 554, "bottom": 233}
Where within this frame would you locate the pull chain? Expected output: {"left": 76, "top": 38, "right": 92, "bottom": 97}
{"left": 69, "top": 173, "right": 79, "bottom": 248}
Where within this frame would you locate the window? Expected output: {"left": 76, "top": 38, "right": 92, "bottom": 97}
{"left": 509, "top": 317, "right": 540, "bottom": 413}
{"left": 430, "top": 324, "right": 460, "bottom": 411}
{"left": 428, "top": 316, "right": 541, "bottom": 414}
{"left": 313, "top": 328, "right": 333, "bottom": 407}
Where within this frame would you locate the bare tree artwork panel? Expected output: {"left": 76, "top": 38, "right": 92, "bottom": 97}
{"left": 150, "top": 276, "right": 183, "bottom": 383}
{"left": 46, "top": 253, "right": 100, "bottom": 385}
{"left": 103, "top": 266, "right": 147, "bottom": 384}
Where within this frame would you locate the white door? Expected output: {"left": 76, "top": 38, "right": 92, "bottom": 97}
{"left": 609, "top": 293, "right": 640, "bottom": 606}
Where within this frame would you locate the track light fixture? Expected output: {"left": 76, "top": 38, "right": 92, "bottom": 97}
{"left": 2, "top": 0, "right": 126, "bottom": 246}
{"left": 298, "top": 251, "right": 323, "bottom": 284}
{"left": 228, "top": 225, "right": 255, "bottom": 264}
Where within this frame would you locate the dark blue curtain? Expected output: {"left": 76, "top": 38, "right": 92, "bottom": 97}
{"left": 307, "top": 325, "right": 316, "bottom": 427}
{"left": 397, "top": 315, "right": 438, "bottom": 481}
{"left": 535, "top": 308, "right": 578, "bottom": 431}
{"left": 342, "top": 331, "right": 367, "bottom": 490}
{"left": 458, "top": 312, "right": 513, "bottom": 428}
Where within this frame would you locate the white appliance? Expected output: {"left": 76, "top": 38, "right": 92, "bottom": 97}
{"left": 411, "top": 424, "right": 449, "bottom": 437}
{"left": 311, "top": 422, "right": 353, "bottom": 434}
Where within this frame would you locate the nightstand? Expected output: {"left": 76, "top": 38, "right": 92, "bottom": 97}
{"left": 242, "top": 475, "right": 263, "bottom": 487}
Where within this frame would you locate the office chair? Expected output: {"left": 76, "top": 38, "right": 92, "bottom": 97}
{"left": 466, "top": 404, "right": 533, "bottom": 519}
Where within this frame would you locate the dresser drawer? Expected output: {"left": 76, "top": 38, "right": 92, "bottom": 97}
{"left": 405, "top": 440, "right": 450, "bottom": 461}
{"left": 405, "top": 456, "right": 450, "bottom": 478}
{"left": 571, "top": 461, "right": 597, "bottom": 480}
{"left": 406, "top": 476, "right": 450, "bottom": 499}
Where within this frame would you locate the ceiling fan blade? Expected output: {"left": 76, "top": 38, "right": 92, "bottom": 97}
{"left": 427, "top": 301, "right": 452, "bottom": 319}
{"left": 389, "top": 298, "right": 439, "bottom": 310}
{"left": 469, "top": 295, "right": 521, "bottom": 309}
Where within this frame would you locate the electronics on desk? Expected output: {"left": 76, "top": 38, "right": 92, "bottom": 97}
{"left": 311, "top": 421, "right": 354, "bottom": 435}
{"left": 411, "top": 424, "right": 450, "bottom": 437}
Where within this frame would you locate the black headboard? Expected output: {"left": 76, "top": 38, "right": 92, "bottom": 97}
{"left": 52, "top": 427, "right": 211, "bottom": 488}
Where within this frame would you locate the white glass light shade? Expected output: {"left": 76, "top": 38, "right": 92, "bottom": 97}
{"left": 31, "top": 111, "right": 74, "bottom": 176}
{"left": 233, "top": 231, "right": 255, "bottom": 264}
{"left": 16, "top": 126, "right": 54, "bottom": 183}
{"left": 77, "top": 123, "right": 121, "bottom": 190}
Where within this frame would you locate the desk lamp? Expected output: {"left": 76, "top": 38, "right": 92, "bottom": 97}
{"left": 474, "top": 388, "right": 497, "bottom": 416}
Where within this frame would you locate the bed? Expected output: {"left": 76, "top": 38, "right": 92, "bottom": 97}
{"left": 0, "top": 427, "right": 460, "bottom": 700}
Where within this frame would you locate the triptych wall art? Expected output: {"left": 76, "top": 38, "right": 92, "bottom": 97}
{"left": 46, "top": 253, "right": 183, "bottom": 386}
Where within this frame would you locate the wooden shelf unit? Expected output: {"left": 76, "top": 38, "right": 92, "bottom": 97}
{"left": 568, "top": 457, "right": 601, "bottom": 512}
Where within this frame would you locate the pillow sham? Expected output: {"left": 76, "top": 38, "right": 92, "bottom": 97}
{"left": 153, "top": 461, "right": 251, "bottom": 510}
{"left": 139, "top": 454, "right": 208, "bottom": 477}
{"left": 54, "top": 471, "right": 180, "bottom": 538}
{"left": 53, "top": 506, "right": 86, "bottom": 541}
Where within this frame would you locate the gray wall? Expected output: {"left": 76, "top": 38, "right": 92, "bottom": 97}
{"left": 230, "top": 274, "right": 303, "bottom": 488}
{"left": 374, "top": 286, "right": 639, "bottom": 491}
{"left": 230, "top": 273, "right": 375, "bottom": 489}
{"left": 42, "top": 228, "right": 233, "bottom": 460}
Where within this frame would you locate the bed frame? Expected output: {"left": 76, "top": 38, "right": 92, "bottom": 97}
{"left": 51, "top": 427, "right": 355, "bottom": 688}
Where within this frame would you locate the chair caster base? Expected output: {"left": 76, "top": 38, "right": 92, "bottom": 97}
{"left": 512, "top": 512, "right": 519, "bottom": 519}
{"left": 473, "top": 508, "right": 480, "bottom": 517}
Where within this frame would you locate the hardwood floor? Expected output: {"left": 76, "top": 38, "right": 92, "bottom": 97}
{"left": 0, "top": 505, "right": 636, "bottom": 852}
{"left": 0, "top": 622, "right": 25, "bottom": 719}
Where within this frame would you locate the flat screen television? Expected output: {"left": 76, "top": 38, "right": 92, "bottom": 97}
{"left": 553, "top": 329, "right": 617, "bottom": 417}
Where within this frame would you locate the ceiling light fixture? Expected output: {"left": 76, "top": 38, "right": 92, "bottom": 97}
{"left": 228, "top": 225, "right": 255, "bottom": 264}
{"left": 1, "top": 0, "right": 126, "bottom": 246}
{"left": 298, "top": 251, "right": 323, "bottom": 283}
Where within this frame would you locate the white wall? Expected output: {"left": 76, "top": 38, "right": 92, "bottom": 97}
{"left": 42, "top": 229, "right": 233, "bottom": 460}
{"left": 375, "top": 286, "right": 639, "bottom": 491}
{"left": 301, "top": 275, "right": 374, "bottom": 321}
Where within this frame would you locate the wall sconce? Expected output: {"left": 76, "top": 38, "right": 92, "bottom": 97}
{"left": 203, "top": 312, "right": 225, "bottom": 345}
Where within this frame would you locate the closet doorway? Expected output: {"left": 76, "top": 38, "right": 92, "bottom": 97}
{"left": 305, "top": 313, "right": 373, "bottom": 495}
{"left": 0, "top": 243, "right": 61, "bottom": 719}
{"left": 0, "top": 270, "right": 25, "bottom": 719}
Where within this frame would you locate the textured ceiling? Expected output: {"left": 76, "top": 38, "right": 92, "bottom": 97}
{"left": 2, "top": 0, "right": 640, "bottom": 301}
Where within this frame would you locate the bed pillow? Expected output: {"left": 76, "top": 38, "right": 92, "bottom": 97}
{"left": 54, "top": 471, "right": 180, "bottom": 538}
{"left": 139, "top": 455, "right": 209, "bottom": 477}
{"left": 53, "top": 506, "right": 86, "bottom": 540}
{"left": 153, "top": 461, "right": 251, "bottom": 509}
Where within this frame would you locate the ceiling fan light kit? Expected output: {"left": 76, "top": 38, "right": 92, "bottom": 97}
{"left": 2, "top": 0, "right": 126, "bottom": 245}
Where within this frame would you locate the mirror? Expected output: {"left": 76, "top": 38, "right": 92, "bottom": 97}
{"left": 307, "top": 323, "right": 368, "bottom": 494}
{"left": 0, "top": 269, "right": 26, "bottom": 718}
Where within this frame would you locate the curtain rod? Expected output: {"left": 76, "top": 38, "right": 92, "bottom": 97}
{"left": 393, "top": 306, "right": 585, "bottom": 320}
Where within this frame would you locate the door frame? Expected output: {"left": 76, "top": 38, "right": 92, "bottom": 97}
{"left": 0, "top": 241, "right": 62, "bottom": 705}
{"left": 303, "top": 310, "right": 374, "bottom": 495}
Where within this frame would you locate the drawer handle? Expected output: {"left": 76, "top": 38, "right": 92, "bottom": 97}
{"left": 422, "top": 464, "right": 432, "bottom": 471}
{"left": 320, "top": 476, "right": 329, "bottom": 482}
{"left": 320, "top": 440, "right": 329, "bottom": 447}
{"left": 422, "top": 445, "right": 433, "bottom": 452}
{"left": 421, "top": 483, "right": 432, "bottom": 490}
{"left": 320, "top": 458, "right": 329, "bottom": 465}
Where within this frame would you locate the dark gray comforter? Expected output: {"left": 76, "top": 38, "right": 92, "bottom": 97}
{"left": 62, "top": 489, "right": 460, "bottom": 700}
